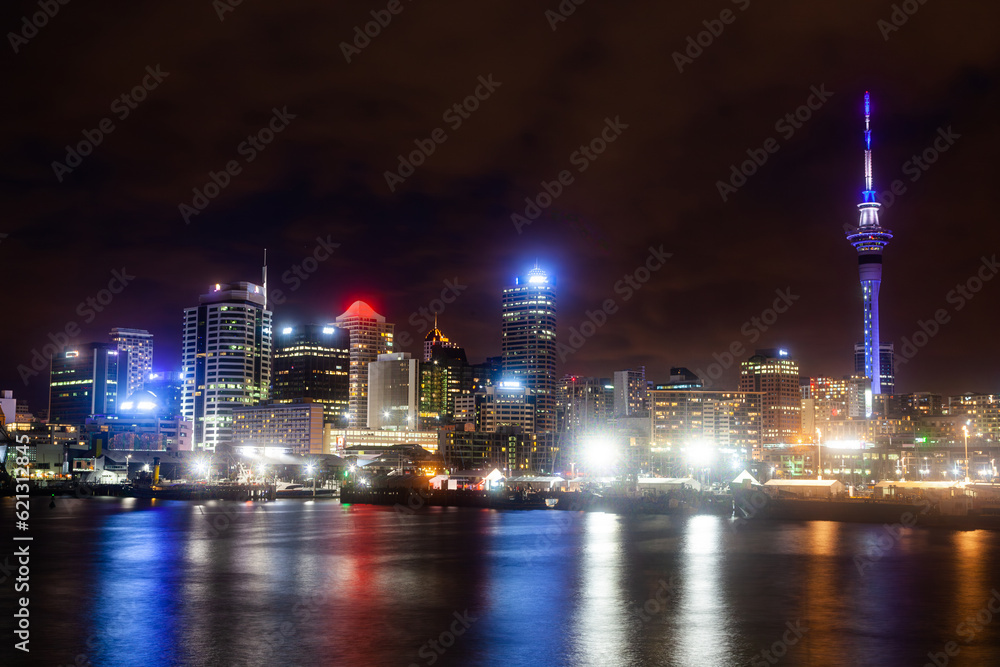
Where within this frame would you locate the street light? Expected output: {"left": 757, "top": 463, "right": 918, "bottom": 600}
{"left": 305, "top": 463, "right": 317, "bottom": 497}
{"left": 125, "top": 454, "right": 132, "bottom": 483}
{"left": 815, "top": 428, "right": 822, "bottom": 479}
{"left": 962, "top": 424, "right": 970, "bottom": 483}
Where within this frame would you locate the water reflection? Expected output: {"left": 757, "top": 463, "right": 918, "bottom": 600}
{"left": 571, "top": 512, "right": 633, "bottom": 666}
{"left": 13, "top": 498, "right": 1000, "bottom": 667}
{"left": 674, "top": 515, "right": 734, "bottom": 666}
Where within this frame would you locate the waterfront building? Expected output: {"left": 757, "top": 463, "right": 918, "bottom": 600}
{"left": 334, "top": 301, "right": 394, "bottom": 428}
{"left": 559, "top": 375, "right": 614, "bottom": 435}
{"left": 181, "top": 282, "right": 272, "bottom": 451}
{"left": 800, "top": 375, "right": 870, "bottom": 439}
{"left": 947, "top": 394, "right": 999, "bottom": 444}
{"left": 85, "top": 389, "right": 192, "bottom": 451}
{"left": 49, "top": 343, "right": 121, "bottom": 425}
{"left": 739, "top": 349, "right": 800, "bottom": 444}
{"left": 144, "top": 371, "right": 184, "bottom": 418}
{"left": 501, "top": 266, "right": 557, "bottom": 433}
{"left": 232, "top": 399, "right": 325, "bottom": 457}
{"left": 649, "top": 389, "right": 763, "bottom": 462}
{"left": 476, "top": 382, "right": 536, "bottom": 433}
{"left": 324, "top": 426, "right": 440, "bottom": 455}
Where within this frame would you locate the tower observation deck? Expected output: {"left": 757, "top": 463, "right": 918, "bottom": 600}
{"left": 846, "top": 92, "right": 893, "bottom": 395}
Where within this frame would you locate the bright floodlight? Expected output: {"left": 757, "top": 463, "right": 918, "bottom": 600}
{"left": 305, "top": 464, "right": 316, "bottom": 476}
{"left": 581, "top": 436, "right": 617, "bottom": 472}
{"left": 685, "top": 441, "right": 713, "bottom": 467}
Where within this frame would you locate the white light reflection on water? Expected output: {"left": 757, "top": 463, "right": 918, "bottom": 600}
{"left": 673, "top": 515, "right": 735, "bottom": 666}
{"left": 571, "top": 512, "right": 637, "bottom": 666}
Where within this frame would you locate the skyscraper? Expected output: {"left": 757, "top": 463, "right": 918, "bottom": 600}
{"left": 846, "top": 91, "right": 893, "bottom": 395}
{"left": 48, "top": 343, "right": 121, "bottom": 424}
{"left": 738, "top": 348, "right": 800, "bottom": 444}
{"left": 613, "top": 367, "right": 648, "bottom": 418}
{"left": 854, "top": 342, "right": 895, "bottom": 397}
{"left": 335, "top": 301, "right": 394, "bottom": 428}
{"left": 501, "top": 266, "right": 557, "bottom": 433}
{"left": 422, "top": 318, "right": 459, "bottom": 362}
{"left": 367, "top": 352, "right": 419, "bottom": 430}
{"left": 272, "top": 324, "right": 350, "bottom": 424}
{"left": 109, "top": 328, "right": 153, "bottom": 397}
{"left": 181, "top": 282, "right": 272, "bottom": 451}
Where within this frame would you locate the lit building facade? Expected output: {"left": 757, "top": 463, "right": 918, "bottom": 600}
{"left": 949, "top": 394, "right": 1000, "bottom": 444}
{"left": 738, "top": 349, "right": 800, "bottom": 444}
{"left": 800, "top": 375, "right": 870, "bottom": 439}
{"left": 232, "top": 400, "right": 325, "bottom": 456}
{"left": 272, "top": 324, "right": 350, "bottom": 425}
{"left": 334, "top": 301, "right": 394, "bottom": 428}
{"left": 181, "top": 282, "right": 272, "bottom": 451}
{"left": 49, "top": 343, "right": 121, "bottom": 425}
{"left": 323, "top": 426, "right": 440, "bottom": 455}
{"left": 367, "top": 352, "right": 419, "bottom": 430}
{"left": 85, "top": 389, "right": 192, "bottom": 451}
{"left": 854, "top": 342, "right": 895, "bottom": 398}
{"left": 501, "top": 267, "right": 557, "bottom": 433}
{"left": 476, "top": 382, "right": 536, "bottom": 433}
{"left": 846, "top": 92, "right": 894, "bottom": 395}
{"left": 613, "top": 367, "right": 648, "bottom": 417}
{"left": 423, "top": 320, "right": 459, "bottom": 362}
{"left": 419, "top": 344, "right": 474, "bottom": 424}
{"left": 109, "top": 328, "right": 153, "bottom": 398}
{"left": 444, "top": 427, "right": 552, "bottom": 473}
{"left": 649, "top": 389, "right": 763, "bottom": 461}
{"left": 558, "top": 375, "right": 614, "bottom": 435}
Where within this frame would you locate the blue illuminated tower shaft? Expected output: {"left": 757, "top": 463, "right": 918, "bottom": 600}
{"left": 846, "top": 92, "right": 892, "bottom": 395}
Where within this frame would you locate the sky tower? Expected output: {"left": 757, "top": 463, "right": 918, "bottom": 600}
{"left": 846, "top": 92, "right": 893, "bottom": 395}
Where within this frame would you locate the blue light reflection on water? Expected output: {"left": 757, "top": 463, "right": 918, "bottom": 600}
{"left": 9, "top": 497, "right": 1000, "bottom": 667}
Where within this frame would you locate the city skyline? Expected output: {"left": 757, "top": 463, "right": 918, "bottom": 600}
{"left": 4, "top": 2, "right": 999, "bottom": 410}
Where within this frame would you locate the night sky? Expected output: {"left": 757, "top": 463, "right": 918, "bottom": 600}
{"left": 4, "top": 0, "right": 999, "bottom": 411}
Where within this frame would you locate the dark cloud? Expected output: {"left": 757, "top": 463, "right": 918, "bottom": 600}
{"left": 3, "top": 0, "right": 999, "bottom": 410}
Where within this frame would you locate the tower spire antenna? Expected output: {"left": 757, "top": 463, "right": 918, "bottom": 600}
{"left": 847, "top": 91, "right": 893, "bottom": 399}
{"left": 863, "top": 91, "right": 874, "bottom": 199}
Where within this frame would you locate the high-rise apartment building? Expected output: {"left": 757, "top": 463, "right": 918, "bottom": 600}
{"left": 614, "top": 367, "right": 648, "bottom": 417}
{"left": 501, "top": 267, "right": 557, "bottom": 433}
{"left": 335, "top": 301, "right": 394, "bottom": 428}
{"left": 272, "top": 324, "right": 350, "bottom": 425}
{"left": 854, "top": 342, "right": 895, "bottom": 397}
{"left": 559, "top": 375, "right": 614, "bottom": 434}
{"left": 648, "top": 389, "right": 763, "bottom": 461}
{"left": 109, "top": 328, "right": 154, "bottom": 398}
{"left": 181, "top": 282, "right": 272, "bottom": 451}
{"left": 367, "top": 352, "right": 419, "bottom": 430}
{"left": 738, "top": 349, "right": 800, "bottom": 444}
{"left": 49, "top": 343, "right": 121, "bottom": 424}
{"left": 800, "top": 375, "right": 870, "bottom": 440}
